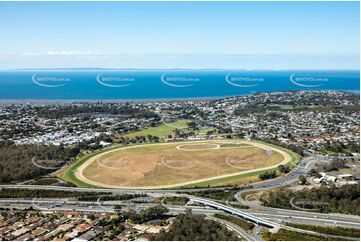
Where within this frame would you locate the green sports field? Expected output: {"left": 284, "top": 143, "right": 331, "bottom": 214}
{"left": 122, "top": 119, "right": 216, "bottom": 138}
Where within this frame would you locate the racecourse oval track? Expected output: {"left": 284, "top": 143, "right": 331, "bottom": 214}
{"left": 74, "top": 140, "right": 293, "bottom": 189}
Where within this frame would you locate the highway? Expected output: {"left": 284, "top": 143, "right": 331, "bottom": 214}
{"left": 230, "top": 155, "right": 360, "bottom": 229}
{"left": 235, "top": 155, "right": 322, "bottom": 210}
{"left": 0, "top": 155, "right": 328, "bottom": 199}
{"left": 190, "top": 197, "right": 359, "bottom": 240}
{"left": 0, "top": 154, "right": 360, "bottom": 241}
{"left": 254, "top": 226, "right": 264, "bottom": 241}
{"left": 236, "top": 156, "right": 319, "bottom": 203}
{"left": 248, "top": 211, "right": 360, "bottom": 228}
{"left": 189, "top": 196, "right": 279, "bottom": 228}
{"left": 209, "top": 216, "right": 257, "bottom": 241}
{"left": 4, "top": 197, "right": 357, "bottom": 228}
{"left": 0, "top": 184, "right": 226, "bottom": 194}
{"left": 0, "top": 197, "right": 359, "bottom": 240}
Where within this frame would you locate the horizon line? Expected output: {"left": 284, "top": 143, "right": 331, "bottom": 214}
{"left": 2, "top": 68, "right": 360, "bottom": 72}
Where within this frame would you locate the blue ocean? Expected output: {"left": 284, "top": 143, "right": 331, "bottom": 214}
{"left": 0, "top": 70, "right": 359, "bottom": 100}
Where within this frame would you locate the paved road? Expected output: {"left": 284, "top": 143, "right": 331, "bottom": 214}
{"left": 254, "top": 225, "right": 264, "bottom": 241}
{"left": 248, "top": 211, "right": 360, "bottom": 228}
{"left": 188, "top": 196, "right": 360, "bottom": 238}
{"left": 189, "top": 196, "right": 279, "bottom": 228}
{"left": 179, "top": 197, "right": 359, "bottom": 240}
{"left": 0, "top": 184, "right": 226, "bottom": 194}
{"left": 235, "top": 156, "right": 319, "bottom": 204}
{"left": 235, "top": 155, "right": 322, "bottom": 210}
{"left": 4, "top": 197, "right": 357, "bottom": 228}
{"left": 1, "top": 154, "right": 360, "bottom": 240}
{"left": 1, "top": 197, "right": 359, "bottom": 241}
{"left": 0, "top": 155, "right": 317, "bottom": 195}
{"left": 7, "top": 204, "right": 356, "bottom": 241}
{"left": 231, "top": 155, "right": 360, "bottom": 229}
{"left": 210, "top": 216, "right": 257, "bottom": 241}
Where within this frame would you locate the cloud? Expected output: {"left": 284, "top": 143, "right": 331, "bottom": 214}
{"left": 2, "top": 52, "right": 358, "bottom": 70}
{"left": 23, "top": 50, "right": 95, "bottom": 57}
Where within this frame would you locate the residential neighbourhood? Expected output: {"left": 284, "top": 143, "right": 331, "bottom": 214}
{"left": 0, "top": 1, "right": 360, "bottom": 241}
{"left": 0, "top": 210, "right": 170, "bottom": 241}
{"left": 0, "top": 90, "right": 359, "bottom": 241}
{"left": 0, "top": 91, "right": 358, "bottom": 158}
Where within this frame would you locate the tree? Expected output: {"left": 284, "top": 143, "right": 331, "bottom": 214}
{"left": 123, "top": 205, "right": 169, "bottom": 224}
{"left": 144, "top": 205, "right": 169, "bottom": 219}
{"left": 259, "top": 171, "right": 277, "bottom": 180}
{"left": 155, "top": 210, "right": 240, "bottom": 241}
{"left": 114, "top": 205, "right": 122, "bottom": 211}
{"left": 278, "top": 165, "right": 290, "bottom": 174}
{"left": 187, "top": 121, "right": 197, "bottom": 130}
{"left": 260, "top": 184, "right": 359, "bottom": 215}
{"left": 308, "top": 169, "right": 322, "bottom": 178}
{"left": 298, "top": 175, "right": 307, "bottom": 185}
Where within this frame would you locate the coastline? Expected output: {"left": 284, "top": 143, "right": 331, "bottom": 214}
{"left": 0, "top": 89, "right": 358, "bottom": 104}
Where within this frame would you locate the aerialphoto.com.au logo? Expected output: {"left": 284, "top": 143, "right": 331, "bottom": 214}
{"left": 225, "top": 72, "right": 264, "bottom": 88}
{"left": 31, "top": 156, "right": 63, "bottom": 170}
{"left": 32, "top": 73, "right": 71, "bottom": 88}
{"left": 96, "top": 72, "right": 136, "bottom": 88}
{"left": 289, "top": 73, "right": 328, "bottom": 88}
{"left": 96, "top": 197, "right": 123, "bottom": 213}
{"left": 225, "top": 156, "right": 256, "bottom": 170}
{"left": 160, "top": 73, "right": 200, "bottom": 88}
{"left": 159, "top": 113, "right": 197, "bottom": 130}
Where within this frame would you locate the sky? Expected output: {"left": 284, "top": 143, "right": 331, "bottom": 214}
{"left": 0, "top": 1, "right": 359, "bottom": 69}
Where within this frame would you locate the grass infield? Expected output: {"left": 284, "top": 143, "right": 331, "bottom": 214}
{"left": 59, "top": 139, "right": 299, "bottom": 189}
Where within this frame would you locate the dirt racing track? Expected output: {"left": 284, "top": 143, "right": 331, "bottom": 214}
{"left": 74, "top": 140, "right": 293, "bottom": 189}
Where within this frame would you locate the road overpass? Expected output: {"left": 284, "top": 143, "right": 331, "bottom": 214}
{"left": 188, "top": 197, "right": 359, "bottom": 241}
{"left": 189, "top": 196, "right": 279, "bottom": 228}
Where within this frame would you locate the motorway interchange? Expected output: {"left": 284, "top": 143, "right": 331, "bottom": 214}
{"left": 0, "top": 155, "right": 360, "bottom": 241}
